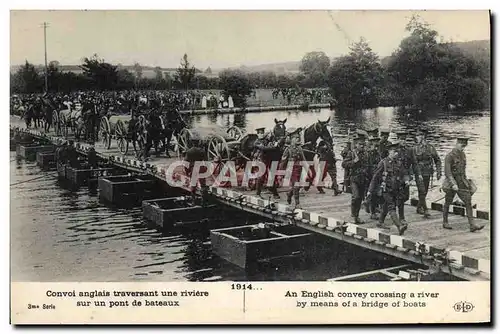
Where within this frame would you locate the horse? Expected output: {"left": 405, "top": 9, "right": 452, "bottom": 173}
{"left": 301, "top": 117, "right": 333, "bottom": 189}
{"left": 273, "top": 118, "right": 287, "bottom": 140}
{"left": 152, "top": 109, "right": 187, "bottom": 158}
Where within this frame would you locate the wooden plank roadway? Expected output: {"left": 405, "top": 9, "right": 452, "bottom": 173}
{"left": 10, "top": 117, "right": 491, "bottom": 281}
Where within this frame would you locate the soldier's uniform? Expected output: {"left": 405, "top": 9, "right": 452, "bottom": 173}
{"left": 378, "top": 128, "right": 390, "bottom": 159}
{"left": 252, "top": 128, "right": 280, "bottom": 199}
{"left": 184, "top": 146, "right": 208, "bottom": 199}
{"left": 366, "top": 136, "right": 382, "bottom": 219}
{"left": 341, "top": 134, "right": 370, "bottom": 224}
{"left": 340, "top": 142, "right": 352, "bottom": 193}
{"left": 281, "top": 127, "right": 307, "bottom": 207}
{"left": 395, "top": 130, "right": 422, "bottom": 224}
{"left": 368, "top": 141, "right": 408, "bottom": 235}
{"left": 316, "top": 141, "right": 341, "bottom": 195}
{"left": 412, "top": 129, "right": 441, "bottom": 218}
{"left": 442, "top": 137, "right": 485, "bottom": 232}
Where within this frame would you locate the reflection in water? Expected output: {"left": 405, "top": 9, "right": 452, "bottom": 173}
{"left": 10, "top": 108, "right": 488, "bottom": 282}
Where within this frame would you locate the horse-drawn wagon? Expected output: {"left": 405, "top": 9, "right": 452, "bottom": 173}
{"left": 174, "top": 124, "right": 256, "bottom": 164}
{"left": 55, "top": 108, "right": 83, "bottom": 138}
{"left": 98, "top": 114, "right": 146, "bottom": 156}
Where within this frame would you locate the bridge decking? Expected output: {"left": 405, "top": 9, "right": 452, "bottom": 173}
{"left": 10, "top": 116, "right": 491, "bottom": 281}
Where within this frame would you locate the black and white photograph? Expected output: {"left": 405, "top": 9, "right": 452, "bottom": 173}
{"left": 9, "top": 9, "right": 490, "bottom": 292}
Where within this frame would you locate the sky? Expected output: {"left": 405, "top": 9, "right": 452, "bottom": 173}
{"left": 10, "top": 10, "right": 491, "bottom": 69}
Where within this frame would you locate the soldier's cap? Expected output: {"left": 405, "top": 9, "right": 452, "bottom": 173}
{"left": 387, "top": 141, "right": 400, "bottom": 150}
{"left": 255, "top": 127, "right": 266, "bottom": 134}
{"left": 355, "top": 129, "right": 368, "bottom": 138}
{"left": 365, "top": 127, "right": 379, "bottom": 136}
{"left": 395, "top": 130, "right": 407, "bottom": 138}
{"left": 368, "top": 136, "right": 380, "bottom": 141}
{"left": 457, "top": 137, "right": 470, "bottom": 144}
{"left": 380, "top": 128, "right": 390, "bottom": 135}
{"left": 287, "top": 127, "right": 302, "bottom": 136}
{"left": 416, "top": 128, "right": 429, "bottom": 135}
{"left": 353, "top": 135, "right": 366, "bottom": 142}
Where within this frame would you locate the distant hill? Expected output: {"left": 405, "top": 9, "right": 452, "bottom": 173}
{"left": 11, "top": 39, "right": 489, "bottom": 76}
{"left": 214, "top": 61, "right": 301, "bottom": 75}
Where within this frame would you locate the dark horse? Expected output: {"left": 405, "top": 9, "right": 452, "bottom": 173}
{"left": 273, "top": 118, "right": 287, "bottom": 140}
{"left": 302, "top": 117, "right": 333, "bottom": 189}
{"left": 157, "top": 109, "right": 188, "bottom": 157}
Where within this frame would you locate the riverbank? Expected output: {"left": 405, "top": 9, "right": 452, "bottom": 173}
{"left": 179, "top": 103, "right": 331, "bottom": 115}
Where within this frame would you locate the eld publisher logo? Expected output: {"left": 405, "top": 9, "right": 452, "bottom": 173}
{"left": 453, "top": 301, "right": 474, "bottom": 313}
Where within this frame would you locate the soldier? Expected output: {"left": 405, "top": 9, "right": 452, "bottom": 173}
{"left": 413, "top": 129, "right": 441, "bottom": 218}
{"left": 281, "top": 127, "right": 308, "bottom": 207}
{"left": 128, "top": 112, "right": 140, "bottom": 153}
{"left": 252, "top": 128, "right": 280, "bottom": 199}
{"left": 395, "top": 130, "right": 423, "bottom": 225}
{"left": 378, "top": 128, "right": 390, "bottom": 159}
{"left": 366, "top": 136, "right": 382, "bottom": 219}
{"left": 442, "top": 137, "right": 485, "bottom": 232}
{"left": 341, "top": 133, "right": 370, "bottom": 224}
{"left": 340, "top": 139, "right": 352, "bottom": 193}
{"left": 316, "top": 140, "right": 341, "bottom": 195}
{"left": 184, "top": 145, "right": 208, "bottom": 201}
{"left": 367, "top": 142, "right": 408, "bottom": 235}
{"left": 143, "top": 109, "right": 162, "bottom": 160}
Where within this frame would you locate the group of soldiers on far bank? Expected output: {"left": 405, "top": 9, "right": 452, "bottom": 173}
{"left": 249, "top": 125, "right": 485, "bottom": 236}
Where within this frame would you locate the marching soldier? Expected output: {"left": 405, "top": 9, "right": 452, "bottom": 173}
{"left": 395, "top": 130, "right": 422, "bottom": 225}
{"left": 413, "top": 129, "right": 441, "bottom": 218}
{"left": 184, "top": 145, "right": 208, "bottom": 201}
{"left": 340, "top": 140, "right": 352, "bottom": 193}
{"left": 378, "top": 128, "right": 390, "bottom": 159}
{"left": 442, "top": 137, "right": 485, "bottom": 232}
{"left": 341, "top": 132, "right": 370, "bottom": 224}
{"left": 281, "top": 127, "right": 308, "bottom": 207}
{"left": 316, "top": 141, "right": 341, "bottom": 195}
{"left": 367, "top": 142, "right": 408, "bottom": 235}
{"left": 252, "top": 128, "right": 280, "bottom": 199}
{"left": 366, "top": 136, "right": 382, "bottom": 219}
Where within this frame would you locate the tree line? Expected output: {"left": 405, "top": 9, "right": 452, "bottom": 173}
{"left": 11, "top": 15, "right": 490, "bottom": 111}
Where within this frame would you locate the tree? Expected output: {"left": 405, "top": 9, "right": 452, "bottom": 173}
{"left": 47, "top": 60, "right": 60, "bottom": 92}
{"left": 300, "top": 51, "right": 330, "bottom": 87}
{"left": 219, "top": 69, "right": 254, "bottom": 107}
{"left": 80, "top": 54, "right": 118, "bottom": 91}
{"left": 154, "top": 66, "right": 163, "bottom": 81}
{"left": 10, "top": 60, "right": 43, "bottom": 93}
{"left": 175, "top": 53, "right": 196, "bottom": 90}
{"left": 387, "top": 14, "right": 489, "bottom": 110}
{"left": 327, "top": 38, "right": 383, "bottom": 110}
{"left": 133, "top": 62, "right": 143, "bottom": 79}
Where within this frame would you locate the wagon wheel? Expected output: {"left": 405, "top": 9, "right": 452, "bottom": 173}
{"left": 175, "top": 128, "right": 194, "bottom": 158}
{"left": 115, "top": 119, "right": 129, "bottom": 155}
{"left": 208, "top": 135, "right": 231, "bottom": 162}
{"left": 227, "top": 126, "right": 243, "bottom": 141}
{"left": 99, "top": 116, "right": 112, "bottom": 149}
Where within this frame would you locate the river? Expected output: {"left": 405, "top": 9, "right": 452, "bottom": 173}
{"left": 11, "top": 107, "right": 488, "bottom": 282}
